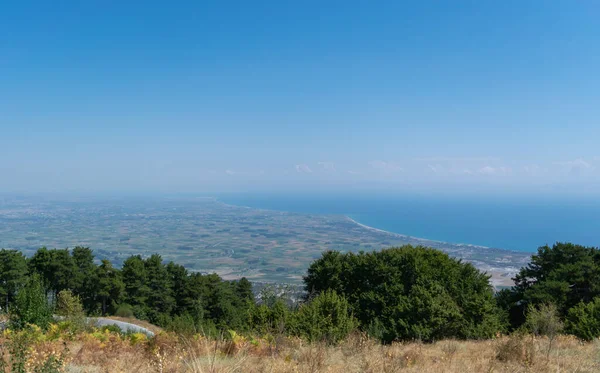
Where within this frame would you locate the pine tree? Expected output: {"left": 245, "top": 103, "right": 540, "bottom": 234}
{"left": 96, "top": 260, "right": 124, "bottom": 316}
{"left": 10, "top": 274, "right": 53, "bottom": 329}
{"left": 71, "top": 246, "right": 98, "bottom": 313}
{"left": 0, "top": 249, "right": 28, "bottom": 311}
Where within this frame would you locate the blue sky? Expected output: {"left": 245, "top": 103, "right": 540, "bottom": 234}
{"left": 1, "top": 1, "right": 599, "bottom": 194}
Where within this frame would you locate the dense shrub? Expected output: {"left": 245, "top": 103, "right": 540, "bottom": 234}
{"left": 304, "top": 246, "right": 502, "bottom": 342}
{"left": 248, "top": 299, "right": 290, "bottom": 336}
{"left": 524, "top": 303, "right": 563, "bottom": 337}
{"left": 100, "top": 324, "right": 124, "bottom": 334}
{"left": 291, "top": 290, "right": 357, "bottom": 344}
{"left": 166, "top": 313, "right": 220, "bottom": 337}
{"left": 167, "top": 313, "right": 198, "bottom": 335}
{"left": 56, "top": 290, "right": 84, "bottom": 318}
{"left": 565, "top": 297, "right": 600, "bottom": 341}
{"left": 56, "top": 289, "right": 86, "bottom": 332}
{"left": 115, "top": 303, "right": 134, "bottom": 318}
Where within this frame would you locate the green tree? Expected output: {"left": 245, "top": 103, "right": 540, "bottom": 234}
{"left": 202, "top": 273, "right": 244, "bottom": 330}
{"left": 166, "top": 261, "right": 189, "bottom": 315}
{"left": 144, "top": 254, "right": 175, "bottom": 323}
{"left": 510, "top": 242, "right": 600, "bottom": 328}
{"left": 235, "top": 278, "right": 254, "bottom": 302}
{"left": 304, "top": 245, "right": 502, "bottom": 342}
{"left": 292, "top": 289, "right": 356, "bottom": 344}
{"left": 96, "top": 260, "right": 124, "bottom": 315}
{"left": 248, "top": 299, "right": 289, "bottom": 335}
{"left": 28, "top": 248, "right": 77, "bottom": 297}
{"left": 565, "top": 297, "right": 600, "bottom": 341}
{"left": 71, "top": 246, "right": 98, "bottom": 313}
{"left": 122, "top": 255, "right": 150, "bottom": 313}
{"left": 28, "top": 247, "right": 53, "bottom": 288}
{"left": 177, "top": 272, "right": 207, "bottom": 316}
{"left": 56, "top": 289, "right": 86, "bottom": 331}
{"left": 0, "top": 249, "right": 28, "bottom": 311}
{"left": 10, "top": 274, "right": 53, "bottom": 329}
{"left": 56, "top": 289, "right": 84, "bottom": 318}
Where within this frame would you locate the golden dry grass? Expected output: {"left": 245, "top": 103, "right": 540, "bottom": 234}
{"left": 2, "top": 331, "right": 599, "bottom": 373}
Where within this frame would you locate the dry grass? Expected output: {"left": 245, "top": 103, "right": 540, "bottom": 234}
{"left": 1, "top": 330, "right": 599, "bottom": 373}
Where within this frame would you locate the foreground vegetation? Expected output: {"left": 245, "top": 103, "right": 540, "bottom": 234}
{"left": 1, "top": 324, "right": 599, "bottom": 372}
{"left": 2, "top": 242, "right": 600, "bottom": 371}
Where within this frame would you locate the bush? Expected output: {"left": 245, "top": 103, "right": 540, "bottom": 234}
{"left": 524, "top": 303, "right": 563, "bottom": 337}
{"left": 100, "top": 324, "right": 123, "bottom": 334}
{"left": 565, "top": 297, "right": 600, "bottom": 341}
{"left": 56, "top": 290, "right": 86, "bottom": 333}
{"left": 167, "top": 313, "right": 198, "bottom": 335}
{"left": 304, "top": 246, "right": 503, "bottom": 342}
{"left": 524, "top": 303, "right": 562, "bottom": 360}
{"left": 495, "top": 332, "right": 535, "bottom": 366}
{"left": 1, "top": 326, "right": 69, "bottom": 373}
{"left": 115, "top": 303, "right": 134, "bottom": 318}
{"left": 56, "top": 290, "right": 84, "bottom": 318}
{"left": 248, "top": 299, "right": 290, "bottom": 335}
{"left": 291, "top": 290, "right": 357, "bottom": 344}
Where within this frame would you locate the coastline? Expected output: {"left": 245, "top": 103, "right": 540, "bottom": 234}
{"left": 345, "top": 216, "right": 494, "bottom": 251}
{"left": 346, "top": 215, "right": 501, "bottom": 250}
{"left": 217, "top": 197, "right": 499, "bottom": 252}
{"left": 215, "top": 199, "right": 526, "bottom": 287}
{"left": 345, "top": 216, "right": 408, "bottom": 238}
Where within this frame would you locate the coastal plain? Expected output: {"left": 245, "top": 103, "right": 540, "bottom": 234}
{"left": 0, "top": 196, "right": 529, "bottom": 286}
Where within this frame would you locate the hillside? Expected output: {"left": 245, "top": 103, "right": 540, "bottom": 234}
{"left": 2, "top": 242, "right": 600, "bottom": 372}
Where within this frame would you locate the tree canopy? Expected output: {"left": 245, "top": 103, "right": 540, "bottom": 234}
{"left": 304, "top": 245, "right": 502, "bottom": 342}
{"left": 5, "top": 241, "right": 600, "bottom": 343}
{"left": 501, "top": 242, "right": 600, "bottom": 333}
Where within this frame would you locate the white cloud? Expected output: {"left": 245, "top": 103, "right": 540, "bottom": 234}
{"left": 415, "top": 156, "right": 501, "bottom": 162}
{"left": 427, "top": 164, "right": 443, "bottom": 174}
{"left": 554, "top": 159, "right": 594, "bottom": 176}
{"left": 295, "top": 164, "right": 313, "bottom": 173}
{"left": 522, "top": 164, "right": 542, "bottom": 175}
{"left": 347, "top": 170, "right": 362, "bottom": 175}
{"left": 478, "top": 166, "right": 496, "bottom": 175}
{"left": 369, "top": 160, "right": 403, "bottom": 173}
{"left": 477, "top": 166, "right": 511, "bottom": 175}
{"left": 317, "top": 161, "right": 336, "bottom": 172}
{"left": 225, "top": 169, "right": 265, "bottom": 176}
{"left": 555, "top": 158, "right": 592, "bottom": 169}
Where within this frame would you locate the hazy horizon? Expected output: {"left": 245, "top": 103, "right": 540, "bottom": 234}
{"left": 2, "top": 2, "right": 600, "bottom": 195}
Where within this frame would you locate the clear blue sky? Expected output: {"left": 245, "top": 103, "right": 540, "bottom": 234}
{"left": 1, "top": 1, "right": 599, "bottom": 194}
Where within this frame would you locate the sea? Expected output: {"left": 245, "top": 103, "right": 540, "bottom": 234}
{"left": 218, "top": 192, "right": 600, "bottom": 253}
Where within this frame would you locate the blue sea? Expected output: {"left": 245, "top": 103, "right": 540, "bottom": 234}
{"left": 219, "top": 193, "right": 600, "bottom": 253}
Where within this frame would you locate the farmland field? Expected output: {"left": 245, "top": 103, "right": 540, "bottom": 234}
{"left": 0, "top": 195, "right": 529, "bottom": 285}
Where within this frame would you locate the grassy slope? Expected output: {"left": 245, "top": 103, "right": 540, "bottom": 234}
{"left": 3, "top": 332, "right": 598, "bottom": 372}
